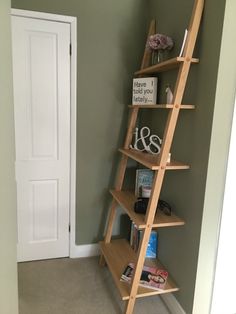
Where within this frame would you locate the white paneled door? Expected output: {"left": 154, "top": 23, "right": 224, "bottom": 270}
{"left": 11, "top": 16, "right": 71, "bottom": 262}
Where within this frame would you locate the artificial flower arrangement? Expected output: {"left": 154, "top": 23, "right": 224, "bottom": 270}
{"left": 147, "top": 33, "right": 174, "bottom": 64}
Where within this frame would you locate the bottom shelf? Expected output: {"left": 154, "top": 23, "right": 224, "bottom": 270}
{"left": 100, "top": 239, "right": 179, "bottom": 300}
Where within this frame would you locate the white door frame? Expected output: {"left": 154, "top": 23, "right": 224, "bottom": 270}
{"left": 11, "top": 9, "right": 77, "bottom": 258}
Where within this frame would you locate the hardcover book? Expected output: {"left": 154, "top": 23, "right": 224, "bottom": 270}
{"left": 135, "top": 169, "right": 154, "bottom": 197}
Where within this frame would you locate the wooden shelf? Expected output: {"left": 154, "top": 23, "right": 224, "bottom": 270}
{"left": 100, "top": 239, "right": 179, "bottom": 300}
{"left": 119, "top": 149, "right": 190, "bottom": 170}
{"left": 110, "top": 190, "right": 185, "bottom": 229}
{"left": 135, "top": 56, "right": 199, "bottom": 75}
{"left": 101, "top": 2, "right": 205, "bottom": 311}
{"left": 128, "top": 104, "right": 195, "bottom": 109}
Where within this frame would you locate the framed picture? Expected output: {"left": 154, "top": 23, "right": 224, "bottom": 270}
{"left": 135, "top": 169, "right": 154, "bottom": 197}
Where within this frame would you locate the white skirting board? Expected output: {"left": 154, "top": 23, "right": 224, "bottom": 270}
{"left": 161, "top": 294, "right": 186, "bottom": 314}
{"left": 70, "top": 243, "right": 100, "bottom": 258}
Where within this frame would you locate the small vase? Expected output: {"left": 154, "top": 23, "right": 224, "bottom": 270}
{"left": 151, "top": 50, "right": 165, "bottom": 65}
{"left": 157, "top": 50, "right": 165, "bottom": 63}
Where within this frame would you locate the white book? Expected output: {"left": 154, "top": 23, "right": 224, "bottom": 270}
{"left": 179, "top": 29, "right": 188, "bottom": 57}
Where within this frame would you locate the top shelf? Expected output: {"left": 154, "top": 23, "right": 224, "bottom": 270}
{"left": 135, "top": 56, "right": 199, "bottom": 76}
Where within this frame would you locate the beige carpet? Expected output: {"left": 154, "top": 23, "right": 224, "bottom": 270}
{"left": 18, "top": 256, "right": 170, "bottom": 314}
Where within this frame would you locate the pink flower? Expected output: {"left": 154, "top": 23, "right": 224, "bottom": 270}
{"left": 147, "top": 33, "right": 174, "bottom": 51}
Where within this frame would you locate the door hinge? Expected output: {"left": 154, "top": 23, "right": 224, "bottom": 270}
{"left": 69, "top": 224, "right": 71, "bottom": 232}
{"left": 69, "top": 43, "right": 72, "bottom": 56}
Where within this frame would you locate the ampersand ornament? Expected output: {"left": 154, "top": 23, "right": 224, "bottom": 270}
{"left": 130, "top": 126, "right": 162, "bottom": 155}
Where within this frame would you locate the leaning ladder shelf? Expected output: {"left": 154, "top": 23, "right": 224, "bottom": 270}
{"left": 99, "top": 1, "right": 204, "bottom": 313}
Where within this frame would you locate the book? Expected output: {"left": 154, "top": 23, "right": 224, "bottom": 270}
{"left": 135, "top": 169, "right": 154, "bottom": 197}
{"left": 146, "top": 231, "right": 158, "bottom": 258}
{"left": 130, "top": 223, "right": 158, "bottom": 258}
{"left": 179, "top": 29, "right": 188, "bottom": 57}
{"left": 132, "top": 77, "right": 158, "bottom": 105}
{"left": 121, "top": 263, "right": 168, "bottom": 291}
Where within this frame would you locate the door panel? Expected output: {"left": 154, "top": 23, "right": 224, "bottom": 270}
{"left": 11, "top": 16, "right": 71, "bottom": 261}
{"left": 30, "top": 179, "right": 58, "bottom": 242}
{"left": 29, "top": 32, "right": 58, "bottom": 159}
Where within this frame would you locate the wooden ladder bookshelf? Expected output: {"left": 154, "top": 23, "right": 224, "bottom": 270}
{"left": 99, "top": 1, "right": 204, "bottom": 313}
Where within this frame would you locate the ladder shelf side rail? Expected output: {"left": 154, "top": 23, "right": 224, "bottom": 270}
{"left": 99, "top": 108, "right": 139, "bottom": 266}
{"left": 100, "top": 16, "right": 157, "bottom": 256}
{"left": 99, "top": 17, "right": 156, "bottom": 270}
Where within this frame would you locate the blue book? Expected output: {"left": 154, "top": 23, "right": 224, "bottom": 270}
{"left": 130, "top": 224, "right": 158, "bottom": 258}
{"left": 146, "top": 231, "right": 158, "bottom": 258}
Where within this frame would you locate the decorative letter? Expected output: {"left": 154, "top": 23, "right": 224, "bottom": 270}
{"left": 130, "top": 127, "right": 162, "bottom": 155}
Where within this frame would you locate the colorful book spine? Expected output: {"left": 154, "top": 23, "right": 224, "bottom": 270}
{"left": 130, "top": 223, "right": 158, "bottom": 258}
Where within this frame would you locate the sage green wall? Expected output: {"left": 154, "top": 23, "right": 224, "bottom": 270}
{"left": 0, "top": 1, "right": 18, "bottom": 313}
{"left": 146, "top": 0, "right": 226, "bottom": 313}
{"left": 11, "top": 0, "right": 148, "bottom": 244}
{"left": 193, "top": 0, "right": 236, "bottom": 312}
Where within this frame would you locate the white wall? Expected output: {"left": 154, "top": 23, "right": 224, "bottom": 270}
{"left": 211, "top": 96, "right": 236, "bottom": 314}
{"left": 193, "top": 0, "right": 236, "bottom": 313}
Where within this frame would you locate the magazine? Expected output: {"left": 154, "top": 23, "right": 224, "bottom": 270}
{"left": 120, "top": 263, "right": 168, "bottom": 291}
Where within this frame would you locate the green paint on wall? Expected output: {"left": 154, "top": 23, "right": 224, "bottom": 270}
{"left": 0, "top": 1, "right": 18, "bottom": 313}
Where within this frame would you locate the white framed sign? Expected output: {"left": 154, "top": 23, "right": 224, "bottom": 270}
{"left": 132, "top": 77, "right": 157, "bottom": 105}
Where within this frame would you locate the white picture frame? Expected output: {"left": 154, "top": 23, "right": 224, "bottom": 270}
{"left": 132, "top": 77, "right": 158, "bottom": 105}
